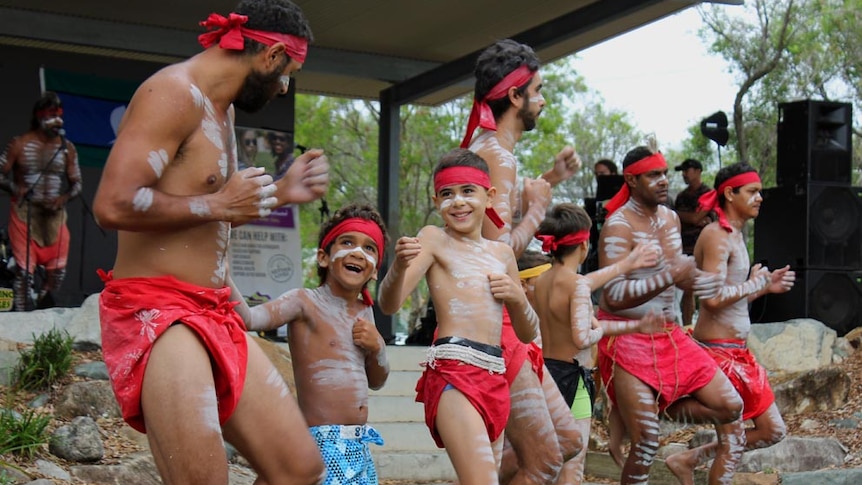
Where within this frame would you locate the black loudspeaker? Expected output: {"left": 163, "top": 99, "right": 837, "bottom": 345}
{"left": 754, "top": 185, "right": 862, "bottom": 271}
{"left": 750, "top": 269, "right": 862, "bottom": 336}
{"left": 777, "top": 100, "right": 852, "bottom": 188}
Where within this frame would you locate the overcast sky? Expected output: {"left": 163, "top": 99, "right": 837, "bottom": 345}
{"left": 569, "top": 7, "right": 739, "bottom": 150}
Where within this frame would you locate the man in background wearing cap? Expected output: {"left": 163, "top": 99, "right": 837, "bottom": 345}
{"left": 674, "top": 158, "right": 713, "bottom": 326}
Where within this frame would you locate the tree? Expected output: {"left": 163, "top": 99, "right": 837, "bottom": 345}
{"left": 697, "top": 0, "right": 862, "bottom": 184}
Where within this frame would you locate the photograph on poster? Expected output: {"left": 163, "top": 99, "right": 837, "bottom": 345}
{"left": 235, "top": 126, "right": 296, "bottom": 179}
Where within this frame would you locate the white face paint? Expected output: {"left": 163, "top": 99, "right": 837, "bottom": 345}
{"left": 132, "top": 187, "right": 154, "bottom": 212}
{"left": 648, "top": 173, "right": 667, "bottom": 188}
{"left": 528, "top": 94, "right": 544, "bottom": 104}
{"left": 331, "top": 246, "right": 377, "bottom": 268}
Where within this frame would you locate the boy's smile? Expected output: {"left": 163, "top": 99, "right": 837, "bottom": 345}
{"left": 435, "top": 183, "right": 493, "bottom": 233}
{"left": 321, "top": 232, "right": 379, "bottom": 288}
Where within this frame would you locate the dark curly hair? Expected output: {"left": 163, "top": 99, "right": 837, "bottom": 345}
{"left": 474, "top": 39, "right": 540, "bottom": 122}
{"left": 316, "top": 203, "right": 389, "bottom": 285}
{"left": 30, "top": 92, "right": 62, "bottom": 131}
{"left": 535, "top": 203, "right": 592, "bottom": 262}
{"left": 713, "top": 161, "right": 759, "bottom": 208}
{"left": 234, "top": 0, "right": 313, "bottom": 58}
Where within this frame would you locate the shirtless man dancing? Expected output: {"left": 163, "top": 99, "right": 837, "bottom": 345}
{"left": 464, "top": 39, "right": 583, "bottom": 485}
{"left": 93, "top": 1, "right": 329, "bottom": 483}
{"left": 596, "top": 144, "right": 744, "bottom": 485}
{"left": 665, "top": 162, "right": 795, "bottom": 484}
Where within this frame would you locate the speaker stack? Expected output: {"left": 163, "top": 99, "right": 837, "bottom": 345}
{"left": 753, "top": 100, "right": 861, "bottom": 336}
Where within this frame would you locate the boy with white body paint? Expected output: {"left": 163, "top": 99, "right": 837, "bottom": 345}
{"left": 379, "top": 148, "right": 540, "bottom": 485}
{"left": 532, "top": 203, "right": 664, "bottom": 484}
{"left": 665, "top": 162, "right": 795, "bottom": 485}
{"left": 93, "top": 1, "right": 329, "bottom": 483}
{"left": 238, "top": 204, "right": 390, "bottom": 485}
{"left": 465, "top": 39, "right": 584, "bottom": 485}
{"left": 595, "top": 145, "right": 744, "bottom": 485}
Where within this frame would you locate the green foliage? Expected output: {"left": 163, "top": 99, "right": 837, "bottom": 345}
{"left": 13, "top": 328, "right": 74, "bottom": 391}
{"left": 696, "top": 0, "right": 861, "bottom": 185}
{"left": 0, "top": 407, "right": 51, "bottom": 458}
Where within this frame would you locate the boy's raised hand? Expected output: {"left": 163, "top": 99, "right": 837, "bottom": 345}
{"left": 393, "top": 236, "right": 421, "bottom": 267}
{"left": 353, "top": 317, "right": 383, "bottom": 354}
{"left": 488, "top": 273, "right": 524, "bottom": 304}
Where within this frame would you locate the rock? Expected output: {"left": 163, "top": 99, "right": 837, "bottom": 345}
{"left": 843, "top": 327, "right": 862, "bottom": 349}
{"left": 773, "top": 366, "right": 851, "bottom": 415}
{"left": 748, "top": 319, "right": 836, "bottom": 373}
{"left": 0, "top": 306, "right": 79, "bottom": 345}
{"left": 65, "top": 293, "right": 102, "bottom": 348}
{"left": 70, "top": 452, "right": 160, "bottom": 485}
{"left": 35, "top": 459, "right": 71, "bottom": 481}
{"left": 50, "top": 416, "right": 105, "bottom": 463}
{"left": 738, "top": 436, "right": 846, "bottom": 473}
{"left": 832, "top": 337, "right": 855, "bottom": 363}
{"left": 54, "top": 380, "right": 121, "bottom": 419}
{"left": 73, "top": 361, "right": 109, "bottom": 380}
{"left": 780, "top": 468, "right": 862, "bottom": 485}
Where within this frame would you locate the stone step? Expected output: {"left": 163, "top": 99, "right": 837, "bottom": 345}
{"left": 384, "top": 345, "right": 428, "bottom": 371}
{"left": 371, "top": 369, "right": 422, "bottom": 397}
{"left": 373, "top": 450, "right": 455, "bottom": 482}
{"left": 368, "top": 395, "right": 424, "bottom": 422}
{"left": 370, "top": 422, "right": 438, "bottom": 452}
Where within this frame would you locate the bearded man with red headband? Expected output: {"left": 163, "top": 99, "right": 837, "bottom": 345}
{"left": 92, "top": 1, "right": 329, "bottom": 483}
{"left": 596, "top": 145, "right": 745, "bottom": 485}
{"left": 462, "top": 39, "right": 584, "bottom": 485}
{"left": 0, "top": 91, "right": 82, "bottom": 311}
{"left": 664, "top": 162, "right": 795, "bottom": 485}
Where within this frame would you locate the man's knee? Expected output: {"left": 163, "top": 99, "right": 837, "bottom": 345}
{"left": 717, "top": 395, "right": 743, "bottom": 424}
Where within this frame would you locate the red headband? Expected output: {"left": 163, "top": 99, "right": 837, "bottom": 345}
{"left": 460, "top": 65, "right": 536, "bottom": 149}
{"left": 535, "top": 229, "right": 590, "bottom": 253}
{"left": 603, "top": 152, "right": 668, "bottom": 216}
{"left": 319, "top": 218, "right": 385, "bottom": 306}
{"left": 433, "top": 166, "right": 505, "bottom": 229}
{"left": 698, "top": 171, "right": 762, "bottom": 232}
{"left": 199, "top": 13, "right": 308, "bottom": 63}
{"left": 36, "top": 108, "right": 63, "bottom": 119}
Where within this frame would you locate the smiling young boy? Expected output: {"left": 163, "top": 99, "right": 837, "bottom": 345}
{"left": 238, "top": 203, "right": 390, "bottom": 485}
{"left": 378, "top": 148, "right": 540, "bottom": 485}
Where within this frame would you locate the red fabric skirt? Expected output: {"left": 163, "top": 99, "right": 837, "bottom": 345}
{"left": 596, "top": 310, "right": 717, "bottom": 411}
{"left": 415, "top": 347, "right": 510, "bottom": 448}
{"left": 99, "top": 271, "right": 248, "bottom": 433}
{"left": 700, "top": 339, "right": 774, "bottom": 421}
{"left": 501, "top": 308, "right": 544, "bottom": 384}
{"left": 8, "top": 207, "right": 69, "bottom": 271}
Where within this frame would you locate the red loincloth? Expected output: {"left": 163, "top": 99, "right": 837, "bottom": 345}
{"left": 8, "top": 207, "right": 69, "bottom": 271}
{"left": 501, "top": 308, "right": 544, "bottom": 384}
{"left": 415, "top": 343, "right": 510, "bottom": 448}
{"left": 596, "top": 310, "right": 717, "bottom": 411}
{"left": 699, "top": 339, "right": 775, "bottom": 421}
{"left": 98, "top": 271, "right": 248, "bottom": 433}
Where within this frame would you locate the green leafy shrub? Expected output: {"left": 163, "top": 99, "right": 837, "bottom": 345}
{"left": 0, "top": 407, "right": 51, "bottom": 458}
{"left": 13, "top": 328, "right": 74, "bottom": 390}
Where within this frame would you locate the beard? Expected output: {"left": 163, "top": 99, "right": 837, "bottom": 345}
{"left": 234, "top": 57, "right": 288, "bottom": 113}
{"left": 518, "top": 102, "right": 539, "bottom": 132}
